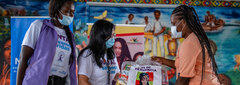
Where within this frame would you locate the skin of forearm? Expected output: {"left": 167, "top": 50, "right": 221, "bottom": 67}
{"left": 152, "top": 56, "right": 175, "bottom": 69}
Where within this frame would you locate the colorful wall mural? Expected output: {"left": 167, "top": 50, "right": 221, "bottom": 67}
{"left": 0, "top": 0, "right": 239, "bottom": 85}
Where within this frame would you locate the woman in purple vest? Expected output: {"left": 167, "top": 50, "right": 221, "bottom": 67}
{"left": 17, "top": 0, "right": 77, "bottom": 85}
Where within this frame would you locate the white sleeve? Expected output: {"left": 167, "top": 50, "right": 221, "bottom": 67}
{"left": 22, "top": 20, "right": 43, "bottom": 49}
{"left": 78, "top": 50, "right": 94, "bottom": 78}
{"left": 160, "top": 21, "right": 165, "bottom": 27}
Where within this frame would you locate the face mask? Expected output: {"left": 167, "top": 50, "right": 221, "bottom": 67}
{"left": 171, "top": 20, "right": 186, "bottom": 38}
{"left": 106, "top": 37, "right": 115, "bottom": 48}
{"left": 58, "top": 11, "right": 73, "bottom": 26}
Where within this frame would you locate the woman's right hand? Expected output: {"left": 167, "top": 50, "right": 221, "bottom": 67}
{"left": 151, "top": 56, "right": 176, "bottom": 69}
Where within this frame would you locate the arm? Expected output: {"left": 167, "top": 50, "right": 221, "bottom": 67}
{"left": 154, "top": 27, "right": 166, "bottom": 36}
{"left": 151, "top": 56, "right": 175, "bottom": 69}
{"left": 78, "top": 75, "right": 91, "bottom": 85}
{"left": 17, "top": 46, "right": 34, "bottom": 85}
{"left": 125, "top": 20, "right": 128, "bottom": 24}
{"left": 175, "top": 77, "right": 190, "bottom": 85}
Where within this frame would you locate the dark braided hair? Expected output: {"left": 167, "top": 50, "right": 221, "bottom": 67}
{"left": 172, "top": 5, "right": 218, "bottom": 84}
{"left": 49, "top": 0, "right": 75, "bottom": 64}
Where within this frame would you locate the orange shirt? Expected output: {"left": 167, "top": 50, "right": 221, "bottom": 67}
{"left": 175, "top": 33, "right": 220, "bottom": 85}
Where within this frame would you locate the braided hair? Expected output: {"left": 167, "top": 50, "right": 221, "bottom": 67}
{"left": 49, "top": 0, "right": 75, "bottom": 64}
{"left": 172, "top": 5, "right": 218, "bottom": 84}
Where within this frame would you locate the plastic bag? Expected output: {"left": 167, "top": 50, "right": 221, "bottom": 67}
{"left": 116, "top": 55, "right": 169, "bottom": 85}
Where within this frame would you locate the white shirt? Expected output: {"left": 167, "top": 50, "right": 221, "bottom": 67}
{"left": 78, "top": 49, "right": 120, "bottom": 85}
{"left": 152, "top": 19, "right": 164, "bottom": 34}
{"left": 22, "top": 20, "right": 71, "bottom": 78}
{"left": 144, "top": 23, "right": 153, "bottom": 32}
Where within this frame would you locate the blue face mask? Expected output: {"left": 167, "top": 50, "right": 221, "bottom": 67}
{"left": 106, "top": 37, "right": 115, "bottom": 48}
{"left": 58, "top": 11, "right": 73, "bottom": 26}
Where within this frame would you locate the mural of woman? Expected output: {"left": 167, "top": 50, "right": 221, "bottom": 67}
{"left": 0, "top": 38, "right": 11, "bottom": 85}
{"left": 139, "top": 73, "right": 149, "bottom": 85}
{"left": 113, "top": 38, "right": 132, "bottom": 69}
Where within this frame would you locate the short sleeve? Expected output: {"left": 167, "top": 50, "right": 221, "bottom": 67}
{"left": 178, "top": 41, "right": 200, "bottom": 78}
{"left": 78, "top": 50, "right": 94, "bottom": 78}
{"left": 22, "top": 20, "right": 43, "bottom": 49}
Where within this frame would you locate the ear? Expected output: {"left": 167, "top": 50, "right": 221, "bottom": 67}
{"left": 56, "top": 12, "right": 63, "bottom": 20}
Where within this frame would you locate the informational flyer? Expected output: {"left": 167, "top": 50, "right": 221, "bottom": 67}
{"left": 127, "top": 65, "right": 162, "bottom": 85}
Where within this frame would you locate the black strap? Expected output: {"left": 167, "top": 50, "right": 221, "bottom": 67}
{"left": 106, "top": 57, "right": 111, "bottom": 85}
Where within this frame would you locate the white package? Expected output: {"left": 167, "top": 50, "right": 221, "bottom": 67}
{"left": 127, "top": 65, "right": 162, "bottom": 85}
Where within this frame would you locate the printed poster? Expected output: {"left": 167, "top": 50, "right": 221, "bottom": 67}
{"left": 127, "top": 65, "right": 162, "bottom": 85}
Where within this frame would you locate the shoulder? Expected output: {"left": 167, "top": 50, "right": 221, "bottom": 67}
{"left": 182, "top": 33, "right": 201, "bottom": 50}
{"left": 28, "top": 20, "right": 44, "bottom": 33}
{"left": 31, "top": 19, "right": 43, "bottom": 25}
{"left": 80, "top": 48, "right": 93, "bottom": 58}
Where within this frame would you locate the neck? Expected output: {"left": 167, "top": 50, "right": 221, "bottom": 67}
{"left": 145, "top": 21, "right": 148, "bottom": 24}
{"left": 53, "top": 19, "right": 64, "bottom": 29}
{"left": 184, "top": 30, "right": 193, "bottom": 39}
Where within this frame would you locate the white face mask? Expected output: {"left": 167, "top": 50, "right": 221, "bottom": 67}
{"left": 58, "top": 11, "right": 73, "bottom": 26}
{"left": 171, "top": 20, "right": 186, "bottom": 39}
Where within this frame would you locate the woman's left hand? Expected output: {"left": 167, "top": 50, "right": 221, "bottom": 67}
{"left": 151, "top": 56, "right": 164, "bottom": 64}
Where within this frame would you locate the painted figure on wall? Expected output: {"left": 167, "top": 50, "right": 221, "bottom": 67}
{"left": 0, "top": 38, "right": 11, "bottom": 85}
{"left": 152, "top": 10, "right": 166, "bottom": 57}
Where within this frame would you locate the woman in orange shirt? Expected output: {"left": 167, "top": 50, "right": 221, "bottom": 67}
{"left": 152, "top": 5, "right": 220, "bottom": 85}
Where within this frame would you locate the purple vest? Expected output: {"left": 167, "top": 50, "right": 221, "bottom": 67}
{"left": 22, "top": 19, "right": 77, "bottom": 85}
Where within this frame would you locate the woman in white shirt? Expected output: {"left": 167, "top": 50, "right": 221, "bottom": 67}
{"left": 78, "top": 20, "right": 120, "bottom": 85}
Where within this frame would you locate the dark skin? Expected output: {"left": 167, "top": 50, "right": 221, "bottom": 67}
{"left": 152, "top": 14, "right": 193, "bottom": 85}
{"left": 16, "top": 2, "right": 74, "bottom": 85}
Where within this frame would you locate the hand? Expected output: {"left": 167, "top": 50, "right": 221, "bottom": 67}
{"left": 153, "top": 33, "right": 159, "bottom": 36}
{"left": 151, "top": 56, "right": 164, "bottom": 64}
{"left": 162, "top": 27, "right": 166, "bottom": 30}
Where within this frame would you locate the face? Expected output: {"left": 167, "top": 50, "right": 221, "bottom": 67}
{"left": 106, "top": 29, "right": 116, "bottom": 40}
{"left": 207, "top": 11, "right": 210, "bottom": 15}
{"left": 58, "top": 1, "right": 75, "bottom": 19}
{"left": 144, "top": 16, "right": 148, "bottom": 21}
{"left": 141, "top": 75, "right": 149, "bottom": 85}
{"left": 129, "top": 15, "right": 134, "bottom": 20}
{"left": 171, "top": 15, "right": 186, "bottom": 33}
{"left": 114, "top": 41, "right": 122, "bottom": 57}
{"left": 154, "top": 12, "right": 160, "bottom": 20}
{"left": 4, "top": 40, "right": 11, "bottom": 65}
